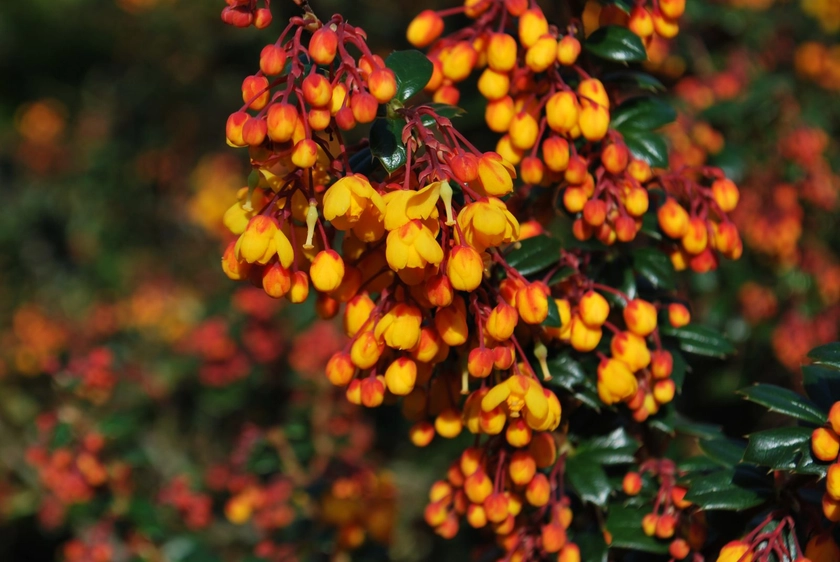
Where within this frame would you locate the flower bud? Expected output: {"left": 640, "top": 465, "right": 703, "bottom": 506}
{"left": 310, "top": 250, "right": 345, "bottom": 293}
{"left": 517, "top": 282, "right": 550, "bottom": 324}
{"left": 830, "top": 401, "right": 840, "bottom": 434}
{"left": 407, "top": 10, "right": 444, "bottom": 48}
{"left": 242, "top": 75, "right": 270, "bottom": 110}
{"left": 409, "top": 421, "right": 435, "bottom": 447}
{"left": 543, "top": 136, "right": 571, "bottom": 172}
{"left": 682, "top": 217, "right": 709, "bottom": 254}
{"left": 624, "top": 299, "right": 658, "bottom": 337}
{"left": 506, "top": 418, "right": 532, "bottom": 448}
{"left": 658, "top": 198, "right": 690, "bottom": 239}
{"left": 650, "top": 350, "right": 674, "bottom": 379}
{"left": 325, "top": 352, "right": 355, "bottom": 386}
{"left": 468, "top": 347, "right": 495, "bottom": 378}
{"left": 525, "top": 473, "right": 550, "bottom": 507}
{"left": 717, "top": 541, "right": 752, "bottom": 562}
{"left": 546, "top": 92, "right": 580, "bottom": 134}
{"left": 350, "top": 330, "right": 384, "bottom": 369}
{"left": 226, "top": 111, "right": 249, "bottom": 147}
{"left": 487, "top": 33, "right": 517, "bottom": 72}
{"left": 350, "top": 91, "right": 378, "bottom": 124}
{"left": 525, "top": 35, "right": 557, "bottom": 73}
{"left": 570, "top": 316, "right": 602, "bottom": 352}
{"left": 309, "top": 26, "right": 338, "bottom": 65}
{"left": 628, "top": 6, "right": 654, "bottom": 38}
{"left": 556, "top": 36, "right": 581, "bottom": 65}
{"left": 360, "top": 375, "right": 386, "bottom": 407}
{"left": 518, "top": 9, "right": 548, "bottom": 48}
{"left": 653, "top": 379, "right": 676, "bottom": 404}
{"left": 622, "top": 472, "right": 642, "bottom": 495}
{"left": 435, "top": 408, "right": 463, "bottom": 438}
{"left": 442, "top": 42, "right": 477, "bottom": 82}
{"left": 262, "top": 263, "right": 291, "bottom": 298}
{"left": 597, "top": 358, "right": 638, "bottom": 405}
{"left": 260, "top": 44, "right": 287, "bottom": 75}
{"left": 477, "top": 152, "right": 516, "bottom": 197}
{"left": 368, "top": 68, "right": 398, "bottom": 104}
{"left": 447, "top": 245, "right": 484, "bottom": 291}
{"left": 435, "top": 296, "right": 469, "bottom": 346}
{"left": 579, "top": 290, "right": 610, "bottom": 327}
{"left": 464, "top": 469, "right": 493, "bottom": 504}
{"left": 611, "top": 331, "right": 651, "bottom": 372}
{"left": 812, "top": 428, "right": 840, "bottom": 462}
{"left": 486, "top": 302, "right": 518, "bottom": 341}
{"left": 711, "top": 178, "right": 739, "bottom": 212}
{"left": 302, "top": 72, "right": 332, "bottom": 108}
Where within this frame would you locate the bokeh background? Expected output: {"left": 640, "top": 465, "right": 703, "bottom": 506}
{"left": 1, "top": 0, "right": 839, "bottom": 560}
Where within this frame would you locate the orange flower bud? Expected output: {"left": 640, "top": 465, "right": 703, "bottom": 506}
{"left": 477, "top": 152, "right": 516, "bottom": 197}
{"left": 368, "top": 68, "right": 398, "bottom": 104}
{"left": 517, "top": 282, "right": 550, "bottom": 324}
{"left": 668, "top": 303, "right": 691, "bottom": 327}
{"left": 242, "top": 75, "right": 270, "bottom": 110}
{"left": 484, "top": 493, "right": 509, "bottom": 523}
{"left": 487, "top": 33, "right": 518, "bottom": 72}
{"left": 310, "top": 250, "right": 345, "bottom": 293}
{"left": 509, "top": 111, "right": 539, "bottom": 150}
{"left": 602, "top": 143, "right": 629, "bottom": 174}
{"left": 659, "top": 0, "right": 686, "bottom": 20}
{"left": 559, "top": 543, "right": 581, "bottom": 562}
{"left": 578, "top": 102, "right": 610, "bottom": 141}
{"left": 542, "top": 522, "right": 567, "bottom": 552}
{"left": 628, "top": 158, "right": 652, "bottom": 183}
{"left": 266, "top": 103, "right": 299, "bottom": 143}
{"left": 302, "top": 72, "right": 332, "bottom": 108}
{"left": 486, "top": 302, "right": 519, "bottom": 341}
{"left": 813, "top": 428, "right": 840, "bottom": 462}
{"left": 827, "top": 463, "right": 840, "bottom": 500}
{"left": 464, "top": 469, "right": 493, "bottom": 504}
{"left": 435, "top": 408, "right": 463, "bottom": 438}
{"left": 650, "top": 350, "right": 674, "bottom": 379}
{"left": 682, "top": 217, "right": 709, "bottom": 254}
{"left": 506, "top": 418, "right": 533, "bottom": 448}
{"left": 622, "top": 472, "right": 642, "bottom": 495}
{"left": 525, "top": 473, "right": 550, "bottom": 506}
{"left": 360, "top": 375, "right": 386, "bottom": 407}
{"left": 410, "top": 421, "right": 435, "bottom": 447}
{"left": 442, "top": 41, "right": 477, "bottom": 82}
{"left": 597, "top": 358, "right": 638, "bottom": 405}
{"left": 583, "top": 199, "right": 607, "bottom": 227}
{"left": 262, "top": 263, "right": 291, "bottom": 298}
{"left": 546, "top": 92, "right": 580, "bottom": 134}
{"left": 543, "top": 136, "right": 571, "bottom": 172}
{"left": 384, "top": 357, "right": 417, "bottom": 396}
{"left": 509, "top": 450, "right": 537, "bottom": 486}
{"left": 652, "top": 9, "right": 679, "bottom": 39}
{"left": 424, "top": 500, "right": 448, "bottom": 527}
{"left": 611, "top": 331, "right": 651, "bottom": 372}
{"left": 225, "top": 111, "right": 249, "bottom": 147}
{"left": 287, "top": 270, "right": 310, "bottom": 303}
{"left": 525, "top": 35, "right": 558, "bottom": 73}
{"left": 570, "top": 316, "right": 602, "bottom": 352}
{"left": 493, "top": 343, "right": 516, "bottom": 370}
{"left": 376, "top": 303, "right": 423, "bottom": 350}
{"left": 325, "top": 352, "right": 355, "bottom": 386}
{"left": 830, "top": 401, "right": 840, "bottom": 434}
{"left": 670, "top": 538, "right": 690, "bottom": 560}
{"left": 655, "top": 514, "right": 677, "bottom": 539}
{"left": 658, "top": 198, "right": 690, "bottom": 239}
{"left": 242, "top": 117, "right": 267, "bottom": 146}
{"left": 717, "top": 541, "right": 753, "bottom": 562}
{"left": 316, "top": 295, "right": 337, "bottom": 319}
{"left": 557, "top": 36, "right": 581, "bottom": 66}
{"left": 435, "top": 296, "right": 469, "bottom": 346}
{"left": 291, "top": 139, "right": 318, "bottom": 168}
{"left": 653, "top": 379, "right": 676, "bottom": 404}
{"left": 222, "top": 241, "right": 251, "bottom": 280}
{"left": 407, "top": 10, "right": 444, "bottom": 48}
{"left": 624, "top": 299, "right": 658, "bottom": 337}
{"left": 468, "top": 347, "right": 495, "bottom": 378}
{"left": 350, "top": 91, "right": 378, "bottom": 124}
{"left": 642, "top": 513, "right": 658, "bottom": 536}
{"left": 309, "top": 26, "right": 338, "bottom": 65}
{"left": 350, "top": 330, "right": 384, "bottom": 369}
{"left": 260, "top": 44, "right": 287, "bottom": 76}
{"left": 824, "top": 492, "right": 840, "bottom": 522}
{"left": 579, "top": 290, "right": 610, "bottom": 327}
{"left": 447, "top": 245, "right": 484, "bottom": 291}
{"left": 518, "top": 8, "right": 548, "bottom": 48}
{"left": 628, "top": 6, "right": 654, "bottom": 38}
{"left": 711, "top": 178, "right": 739, "bottom": 213}
{"left": 237, "top": 215, "right": 278, "bottom": 264}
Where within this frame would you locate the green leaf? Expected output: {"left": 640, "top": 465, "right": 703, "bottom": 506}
{"left": 584, "top": 26, "right": 647, "bottom": 62}
{"left": 611, "top": 97, "right": 677, "bottom": 132}
{"left": 543, "top": 296, "right": 562, "bottom": 328}
{"left": 545, "top": 353, "right": 586, "bottom": 389}
{"left": 50, "top": 423, "right": 73, "bottom": 449}
{"left": 672, "top": 413, "right": 721, "bottom": 440}
{"left": 369, "top": 117, "right": 407, "bottom": 174}
{"left": 660, "top": 324, "right": 735, "bottom": 359}
{"left": 602, "top": 70, "right": 665, "bottom": 92}
{"left": 575, "top": 531, "right": 609, "bottom": 562}
{"left": 548, "top": 266, "right": 576, "bottom": 286}
{"left": 670, "top": 348, "right": 688, "bottom": 392}
{"left": 808, "top": 343, "right": 840, "bottom": 370}
{"left": 574, "top": 427, "right": 639, "bottom": 465}
{"left": 348, "top": 147, "right": 375, "bottom": 175}
{"left": 738, "top": 384, "right": 825, "bottom": 425}
{"left": 100, "top": 412, "right": 141, "bottom": 440}
{"left": 742, "top": 427, "right": 823, "bottom": 475}
{"left": 632, "top": 247, "right": 675, "bottom": 290}
{"left": 802, "top": 364, "right": 840, "bottom": 412}
{"left": 385, "top": 50, "right": 433, "bottom": 102}
{"left": 606, "top": 504, "right": 670, "bottom": 554}
{"left": 505, "top": 235, "right": 561, "bottom": 277}
{"left": 623, "top": 131, "right": 669, "bottom": 168}
{"left": 566, "top": 456, "right": 611, "bottom": 506}
{"left": 699, "top": 437, "right": 747, "bottom": 468}
{"left": 683, "top": 466, "right": 772, "bottom": 511}
{"left": 421, "top": 103, "right": 465, "bottom": 127}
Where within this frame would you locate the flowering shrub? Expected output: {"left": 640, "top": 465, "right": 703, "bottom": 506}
{"left": 2, "top": 0, "right": 840, "bottom": 560}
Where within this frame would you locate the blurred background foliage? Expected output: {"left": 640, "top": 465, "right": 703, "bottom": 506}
{"left": 0, "top": 0, "right": 839, "bottom": 560}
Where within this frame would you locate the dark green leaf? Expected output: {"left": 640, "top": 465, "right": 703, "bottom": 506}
{"left": 385, "top": 50, "right": 433, "bottom": 102}
{"left": 574, "top": 427, "right": 639, "bottom": 465}
{"left": 543, "top": 296, "right": 562, "bottom": 328}
{"left": 611, "top": 97, "right": 677, "bottom": 132}
{"left": 50, "top": 423, "right": 73, "bottom": 449}
{"left": 606, "top": 504, "right": 670, "bottom": 554}
{"left": 602, "top": 70, "right": 665, "bottom": 92}
{"left": 670, "top": 348, "right": 688, "bottom": 392}
{"left": 738, "top": 384, "right": 825, "bottom": 425}
{"left": 660, "top": 324, "right": 735, "bottom": 359}
{"left": 623, "top": 131, "right": 669, "bottom": 168}
{"left": 369, "top": 118, "right": 407, "bottom": 174}
{"left": 742, "top": 427, "right": 820, "bottom": 474}
{"left": 683, "top": 466, "right": 772, "bottom": 511}
{"left": 584, "top": 26, "right": 647, "bottom": 62}
{"left": 566, "top": 457, "right": 611, "bottom": 506}
{"left": 575, "top": 531, "right": 609, "bottom": 562}
{"left": 348, "top": 147, "right": 375, "bottom": 175}
{"left": 808, "top": 343, "right": 840, "bottom": 370}
{"left": 545, "top": 353, "right": 586, "bottom": 389}
{"left": 802, "top": 364, "right": 840, "bottom": 411}
{"left": 632, "top": 247, "right": 675, "bottom": 290}
{"left": 100, "top": 412, "right": 141, "bottom": 440}
{"left": 505, "top": 235, "right": 561, "bottom": 277}
{"left": 421, "top": 103, "right": 465, "bottom": 127}
{"left": 548, "top": 266, "right": 576, "bottom": 286}
{"left": 699, "top": 437, "right": 747, "bottom": 468}
{"left": 672, "top": 413, "right": 720, "bottom": 440}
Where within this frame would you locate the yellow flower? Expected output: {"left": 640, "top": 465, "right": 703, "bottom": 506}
{"left": 476, "top": 152, "right": 516, "bottom": 197}
{"left": 385, "top": 220, "right": 444, "bottom": 271}
{"left": 323, "top": 174, "right": 385, "bottom": 229}
{"left": 383, "top": 182, "right": 443, "bottom": 231}
{"left": 235, "top": 215, "right": 278, "bottom": 264}
{"left": 481, "top": 375, "right": 548, "bottom": 421}
{"left": 375, "top": 303, "right": 423, "bottom": 350}
{"left": 457, "top": 197, "right": 520, "bottom": 252}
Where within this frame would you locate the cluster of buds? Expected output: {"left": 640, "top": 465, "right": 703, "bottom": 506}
{"left": 715, "top": 513, "right": 815, "bottom": 562}
{"left": 159, "top": 476, "right": 214, "bottom": 529}
{"left": 221, "top": 0, "right": 273, "bottom": 29}
{"left": 810, "top": 402, "right": 840, "bottom": 521}
{"left": 600, "top": 0, "right": 686, "bottom": 43}
{"left": 623, "top": 459, "right": 704, "bottom": 561}
{"left": 424, "top": 441, "right": 580, "bottom": 561}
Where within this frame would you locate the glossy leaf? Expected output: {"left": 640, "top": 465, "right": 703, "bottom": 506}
{"left": 660, "top": 324, "right": 736, "bottom": 359}
{"left": 584, "top": 26, "right": 647, "bottom": 62}
{"left": 369, "top": 117, "right": 406, "bottom": 174}
{"left": 738, "top": 384, "right": 825, "bottom": 425}
{"left": 802, "top": 364, "right": 840, "bottom": 411}
{"left": 602, "top": 70, "right": 665, "bottom": 92}
{"left": 808, "top": 343, "right": 840, "bottom": 370}
{"left": 574, "top": 427, "right": 639, "bottom": 465}
{"left": 385, "top": 50, "right": 433, "bottom": 102}
{"left": 699, "top": 437, "right": 747, "bottom": 468}
{"left": 566, "top": 456, "right": 611, "bottom": 506}
{"left": 611, "top": 96, "right": 677, "bottom": 132}
{"left": 606, "top": 504, "right": 670, "bottom": 554}
{"left": 683, "top": 466, "right": 772, "bottom": 511}
{"left": 576, "top": 531, "right": 609, "bottom": 562}
{"left": 742, "top": 426, "right": 823, "bottom": 475}
{"left": 632, "top": 247, "right": 675, "bottom": 290}
{"left": 623, "top": 130, "right": 669, "bottom": 168}
{"left": 505, "top": 235, "right": 562, "bottom": 277}
{"left": 543, "top": 296, "right": 562, "bottom": 328}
